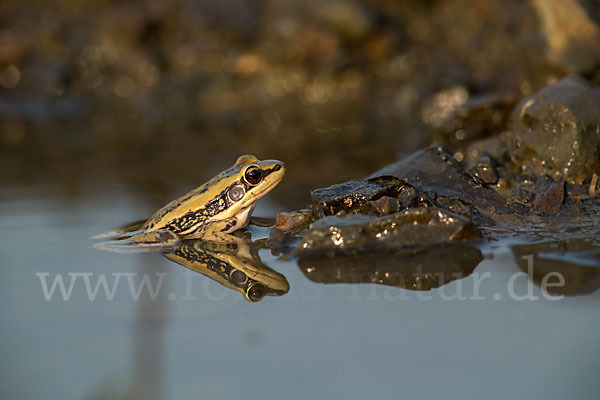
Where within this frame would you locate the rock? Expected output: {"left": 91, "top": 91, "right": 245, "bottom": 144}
{"left": 472, "top": 154, "right": 499, "bottom": 185}
{"left": 370, "top": 146, "right": 514, "bottom": 214}
{"left": 532, "top": 176, "right": 565, "bottom": 215}
{"left": 275, "top": 209, "right": 313, "bottom": 232}
{"left": 310, "top": 176, "right": 432, "bottom": 217}
{"left": 532, "top": 175, "right": 555, "bottom": 192}
{"left": 311, "top": 178, "right": 395, "bottom": 215}
{"left": 565, "top": 182, "right": 589, "bottom": 197}
{"left": 462, "top": 135, "right": 510, "bottom": 166}
{"left": 294, "top": 207, "right": 481, "bottom": 256}
{"left": 359, "top": 195, "right": 400, "bottom": 215}
{"left": 509, "top": 76, "right": 600, "bottom": 184}
{"left": 511, "top": 188, "right": 534, "bottom": 206}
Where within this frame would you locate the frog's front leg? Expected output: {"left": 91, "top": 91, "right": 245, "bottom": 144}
{"left": 197, "top": 220, "right": 250, "bottom": 243}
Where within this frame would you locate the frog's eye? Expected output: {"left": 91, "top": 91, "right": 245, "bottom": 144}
{"left": 228, "top": 185, "right": 245, "bottom": 202}
{"left": 247, "top": 283, "right": 266, "bottom": 302}
{"left": 244, "top": 165, "right": 263, "bottom": 185}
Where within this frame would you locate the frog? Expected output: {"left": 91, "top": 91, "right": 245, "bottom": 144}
{"left": 93, "top": 155, "right": 285, "bottom": 251}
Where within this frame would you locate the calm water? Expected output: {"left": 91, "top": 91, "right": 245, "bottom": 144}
{"left": 2, "top": 184, "right": 600, "bottom": 400}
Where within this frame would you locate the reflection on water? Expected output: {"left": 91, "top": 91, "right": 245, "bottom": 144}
{"left": 88, "top": 258, "right": 169, "bottom": 400}
{"left": 96, "top": 218, "right": 600, "bottom": 301}
{"left": 163, "top": 238, "right": 289, "bottom": 302}
{"left": 128, "top": 259, "right": 168, "bottom": 400}
{"left": 298, "top": 245, "right": 483, "bottom": 290}
{"left": 512, "top": 239, "right": 600, "bottom": 296}
{"left": 96, "top": 225, "right": 484, "bottom": 299}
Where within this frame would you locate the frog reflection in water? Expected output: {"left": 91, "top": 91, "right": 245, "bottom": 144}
{"left": 164, "top": 237, "right": 289, "bottom": 302}
{"left": 94, "top": 155, "right": 285, "bottom": 250}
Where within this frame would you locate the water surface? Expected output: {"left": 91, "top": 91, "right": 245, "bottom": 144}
{"left": 1, "top": 184, "right": 599, "bottom": 400}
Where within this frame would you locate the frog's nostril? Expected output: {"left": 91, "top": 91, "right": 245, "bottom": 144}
{"left": 273, "top": 163, "right": 284, "bottom": 172}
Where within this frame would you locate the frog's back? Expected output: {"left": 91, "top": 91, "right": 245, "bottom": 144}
{"left": 142, "top": 167, "right": 240, "bottom": 234}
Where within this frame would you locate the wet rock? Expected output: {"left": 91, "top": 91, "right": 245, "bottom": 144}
{"left": 311, "top": 178, "right": 393, "bottom": 215}
{"left": 298, "top": 245, "right": 483, "bottom": 290}
{"left": 310, "top": 176, "right": 431, "bottom": 217}
{"left": 471, "top": 154, "right": 499, "bottom": 185}
{"left": 590, "top": 173, "right": 600, "bottom": 195}
{"left": 532, "top": 176, "right": 565, "bottom": 215}
{"left": 275, "top": 209, "right": 313, "bottom": 232}
{"left": 532, "top": 175, "right": 554, "bottom": 192}
{"left": 511, "top": 189, "right": 534, "bottom": 206}
{"left": 370, "top": 146, "right": 514, "bottom": 214}
{"left": 279, "top": 134, "right": 600, "bottom": 252}
{"left": 462, "top": 135, "right": 512, "bottom": 167}
{"left": 360, "top": 196, "right": 400, "bottom": 215}
{"left": 509, "top": 77, "right": 600, "bottom": 184}
{"left": 294, "top": 207, "right": 481, "bottom": 256}
{"left": 565, "top": 182, "right": 589, "bottom": 197}
{"left": 512, "top": 239, "right": 600, "bottom": 295}
{"left": 396, "top": 183, "right": 433, "bottom": 209}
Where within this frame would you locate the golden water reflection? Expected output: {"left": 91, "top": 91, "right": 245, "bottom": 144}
{"left": 298, "top": 245, "right": 483, "bottom": 291}
{"left": 163, "top": 238, "right": 289, "bottom": 302}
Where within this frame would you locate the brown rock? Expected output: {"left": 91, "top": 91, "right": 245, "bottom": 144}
{"left": 532, "top": 177, "right": 565, "bottom": 215}
{"left": 510, "top": 77, "right": 600, "bottom": 183}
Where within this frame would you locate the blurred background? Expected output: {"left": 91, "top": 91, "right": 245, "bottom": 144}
{"left": 2, "top": 0, "right": 599, "bottom": 207}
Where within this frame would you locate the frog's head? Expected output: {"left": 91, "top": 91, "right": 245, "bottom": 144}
{"left": 213, "top": 154, "right": 285, "bottom": 222}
